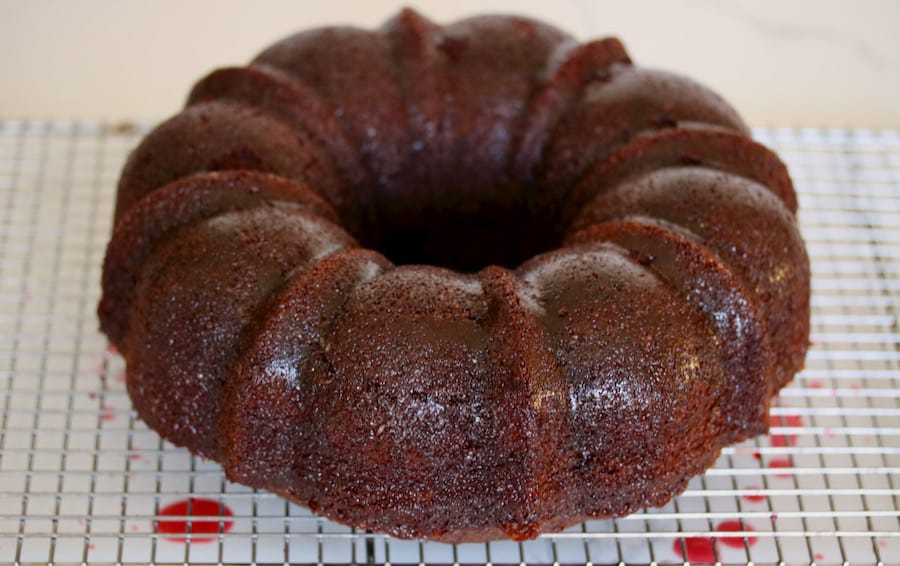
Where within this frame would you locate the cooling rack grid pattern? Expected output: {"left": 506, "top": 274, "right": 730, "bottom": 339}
{"left": 0, "top": 121, "right": 897, "bottom": 565}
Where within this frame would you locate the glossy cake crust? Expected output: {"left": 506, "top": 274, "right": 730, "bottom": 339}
{"left": 99, "top": 9, "right": 810, "bottom": 542}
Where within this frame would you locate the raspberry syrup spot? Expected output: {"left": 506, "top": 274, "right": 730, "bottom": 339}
{"left": 157, "top": 498, "right": 234, "bottom": 543}
{"left": 809, "top": 380, "right": 823, "bottom": 389}
{"left": 770, "top": 413, "right": 803, "bottom": 447}
{"left": 673, "top": 536, "right": 715, "bottom": 562}
{"left": 716, "top": 520, "right": 757, "bottom": 548}
{"left": 742, "top": 486, "right": 766, "bottom": 503}
{"left": 100, "top": 405, "right": 115, "bottom": 421}
{"left": 815, "top": 552, "right": 825, "bottom": 561}
{"left": 769, "top": 457, "right": 793, "bottom": 478}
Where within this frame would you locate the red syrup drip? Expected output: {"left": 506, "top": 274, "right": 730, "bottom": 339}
{"left": 770, "top": 413, "right": 803, "bottom": 447}
{"left": 769, "top": 457, "right": 793, "bottom": 478}
{"left": 742, "top": 485, "right": 766, "bottom": 503}
{"left": 673, "top": 521, "right": 760, "bottom": 560}
{"left": 716, "top": 520, "right": 757, "bottom": 548}
{"left": 157, "top": 498, "right": 234, "bottom": 543}
{"left": 672, "top": 536, "right": 715, "bottom": 562}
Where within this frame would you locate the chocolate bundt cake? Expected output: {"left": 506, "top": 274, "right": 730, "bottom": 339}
{"left": 99, "top": 9, "right": 810, "bottom": 542}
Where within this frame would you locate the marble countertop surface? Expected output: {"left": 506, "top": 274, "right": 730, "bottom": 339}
{"left": 2, "top": 0, "right": 898, "bottom": 127}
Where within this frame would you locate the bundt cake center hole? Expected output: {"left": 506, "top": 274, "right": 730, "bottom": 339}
{"left": 361, "top": 202, "right": 559, "bottom": 272}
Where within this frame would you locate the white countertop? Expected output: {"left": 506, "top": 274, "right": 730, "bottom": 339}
{"left": 2, "top": 0, "right": 899, "bottom": 127}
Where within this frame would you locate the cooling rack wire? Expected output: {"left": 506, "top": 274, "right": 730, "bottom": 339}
{"left": 0, "top": 121, "right": 897, "bottom": 566}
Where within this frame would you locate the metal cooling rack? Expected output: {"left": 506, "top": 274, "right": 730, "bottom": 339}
{"left": 0, "top": 120, "right": 898, "bottom": 566}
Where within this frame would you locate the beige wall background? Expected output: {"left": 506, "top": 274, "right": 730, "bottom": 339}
{"left": 2, "top": 0, "right": 899, "bottom": 127}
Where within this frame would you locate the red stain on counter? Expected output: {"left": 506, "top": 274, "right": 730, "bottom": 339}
{"left": 673, "top": 521, "right": 759, "bottom": 559}
{"left": 741, "top": 485, "right": 766, "bottom": 503}
{"left": 769, "top": 458, "right": 793, "bottom": 478}
{"left": 100, "top": 405, "right": 115, "bottom": 422}
{"left": 673, "top": 536, "right": 715, "bottom": 562}
{"left": 157, "top": 498, "right": 234, "bottom": 543}
{"left": 716, "top": 520, "right": 757, "bottom": 548}
{"left": 770, "top": 413, "right": 803, "bottom": 447}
